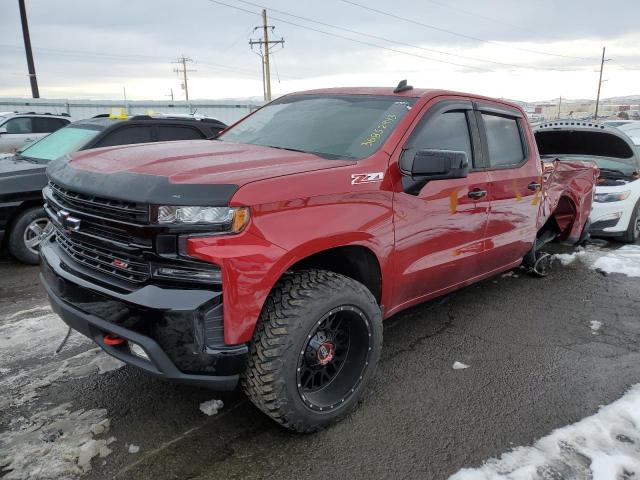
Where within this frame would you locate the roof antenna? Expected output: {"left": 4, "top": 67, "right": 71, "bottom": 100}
{"left": 393, "top": 79, "right": 413, "bottom": 93}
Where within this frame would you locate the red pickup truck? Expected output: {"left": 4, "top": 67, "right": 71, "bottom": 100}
{"left": 40, "top": 84, "right": 597, "bottom": 431}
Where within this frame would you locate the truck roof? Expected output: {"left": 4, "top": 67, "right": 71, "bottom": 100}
{"left": 284, "top": 87, "right": 525, "bottom": 112}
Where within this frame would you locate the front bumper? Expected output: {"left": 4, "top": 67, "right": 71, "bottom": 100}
{"left": 40, "top": 238, "right": 247, "bottom": 390}
{"left": 589, "top": 200, "right": 631, "bottom": 236}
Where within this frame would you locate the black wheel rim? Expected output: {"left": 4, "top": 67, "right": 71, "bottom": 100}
{"left": 296, "top": 305, "right": 372, "bottom": 412}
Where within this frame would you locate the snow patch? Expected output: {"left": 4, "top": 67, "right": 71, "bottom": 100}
{"left": 452, "top": 361, "right": 469, "bottom": 370}
{"left": 0, "top": 348, "right": 125, "bottom": 409}
{"left": 449, "top": 384, "right": 640, "bottom": 480}
{"left": 553, "top": 252, "right": 579, "bottom": 265}
{"left": 0, "top": 312, "right": 90, "bottom": 367}
{"left": 592, "top": 245, "right": 640, "bottom": 277}
{"left": 500, "top": 271, "right": 519, "bottom": 278}
{"left": 128, "top": 444, "right": 140, "bottom": 454}
{"left": 0, "top": 403, "right": 114, "bottom": 480}
{"left": 200, "top": 399, "right": 224, "bottom": 416}
{"left": 553, "top": 244, "right": 640, "bottom": 277}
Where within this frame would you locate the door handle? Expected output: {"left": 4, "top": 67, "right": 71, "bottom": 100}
{"left": 528, "top": 182, "right": 541, "bottom": 191}
{"left": 468, "top": 189, "right": 487, "bottom": 199}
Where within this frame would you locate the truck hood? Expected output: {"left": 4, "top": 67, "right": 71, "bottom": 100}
{"left": 66, "top": 140, "right": 353, "bottom": 185}
{"left": 47, "top": 140, "right": 354, "bottom": 206}
{"left": 0, "top": 155, "right": 47, "bottom": 199}
{"left": 534, "top": 123, "right": 640, "bottom": 176}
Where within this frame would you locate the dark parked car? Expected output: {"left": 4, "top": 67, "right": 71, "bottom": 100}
{"left": 0, "top": 114, "right": 227, "bottom": 264}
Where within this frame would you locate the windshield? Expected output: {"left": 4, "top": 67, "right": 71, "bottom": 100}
{"left": 20, "top": 125, "right": 102, "bottom": 162}
{"left": 218, "top": 94, "right": 416, "bottom": 159}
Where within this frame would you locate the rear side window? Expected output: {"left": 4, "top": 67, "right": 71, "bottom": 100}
{"left": 157, "top": 125, "right": 205, "bottom": 141}
{"left": 409, "top": 111, "right": 473, "bottom": 165}
{"left": 33, "top": 117, "right": 68, "bottom": 133}
{"left": 482, "top": 114, "right": 524, "bottom": 167}
{"left": 4, "top": 117, "right": 32, "bottom": 134}
{"left": 96, "top": 126, "right": 154, "bottom": 147}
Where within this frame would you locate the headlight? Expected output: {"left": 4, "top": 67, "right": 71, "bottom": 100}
{"left": 156, "top": 206, "right": 250, "bottom": 232}
{"left": 593, "top": 191, "right": 631, "bottom": 203}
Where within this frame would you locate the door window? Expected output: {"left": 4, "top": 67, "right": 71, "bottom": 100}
{"left": 157, "top": 125, "right": 205, "bottom": 141}
{"left": 33, "top": 117, "right": 68, "bottom": 133}
{"left": 96, "top": 126, "right": 154, "bottom": 147}
{"left": 4, "top": 117, "right": 33, "bottom": 134}
{"left": 482, "top": 114, "right": 525, "bottom": 167}
{"left": 407, "top": 111, "right": 474, "bottom": 166}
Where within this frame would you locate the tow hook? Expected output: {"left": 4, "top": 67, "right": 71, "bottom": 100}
{"left": 103, "top": 334, "right": 125, "bottom": 346}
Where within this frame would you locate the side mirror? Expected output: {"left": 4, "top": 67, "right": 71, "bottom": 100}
{"left": 410, "top": 149, "right": 468, "bottom": 179}
{"left": 401, "top": 149, "right": 469, "bottom": 195}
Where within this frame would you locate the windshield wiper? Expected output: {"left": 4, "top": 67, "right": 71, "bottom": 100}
{"left": 13, "top": 153, "right": 39, "bottom": 163}
{"left": 265, "top": 145, "right": 353, "bottom": 160}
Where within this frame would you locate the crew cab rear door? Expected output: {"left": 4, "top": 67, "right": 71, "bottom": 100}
{"left": 475, "top": 103, "right": 541, "bottom": 272}
{"left": 391, "top": 99, "right": 491, "bottom": 308}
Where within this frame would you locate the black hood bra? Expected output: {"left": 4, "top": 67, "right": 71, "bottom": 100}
{"left": 46, "top": 157, "right": 239, "bottom": 207}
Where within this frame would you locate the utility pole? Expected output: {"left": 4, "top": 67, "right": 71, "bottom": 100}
{"left": 172, "top": 56, "right": 196, "bottom": 101}
{"left": 594, "top": 47, "right": 610, "bottom": 120}
{"left": 166, "top": 88, "right": 174, "bottom": 102}
{"left": 249, "top": 9, "right": 284, "bottom": 101}
{"left": 557, "top": 96, "right": 562, "bottom": 119}
{"left": 18, "top": 0, "right": 39, "bottom": 98}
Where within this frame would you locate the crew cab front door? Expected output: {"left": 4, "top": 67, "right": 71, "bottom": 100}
{"left": 390, "top": 99, "right": 490, "bottom": 311}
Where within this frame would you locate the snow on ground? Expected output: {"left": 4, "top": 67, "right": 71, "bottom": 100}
{"left": 1, "top": 306, "right": 125, "bottom": 478}
{"left": 200, "top": 399, "right": 224, "bottom": 416}
{"left": 590, "top": 320, "right": 603, "bottom": 334}
{"left": 553, "top": 244, "right": 640, "bottom": 277}
{"left": 452, "top": 361, "right": 470, "bottom": 370}
{"left": 0, "top": 305, "right": 124, "bottom": 408}
{"left": 0, "top": 403, "right": 115, "bottom": 479}
{"left": 449, "top": 384, "right": 640, "bottom": 480}
{"left": 592, "top": 245, "right": 640, "bottom": 277}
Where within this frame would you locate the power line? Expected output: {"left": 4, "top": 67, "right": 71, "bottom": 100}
{"left": 421, "top": 0, "right": 546, "bottom": 39}
{"left": 233, "top": 0, "right": 578, "bottom": 72}
{"left": 0, "top": 44, "right": 264, "bottom": 78}
{"left": 206, "top": 0, "right": 494, "bottom": 72}
{"left": 339, "top": 0, "right": 598, "bottom": 62}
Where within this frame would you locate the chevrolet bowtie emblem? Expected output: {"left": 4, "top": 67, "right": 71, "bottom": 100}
{"left": 57, "top": 209, "right": 81, "bottom": 231}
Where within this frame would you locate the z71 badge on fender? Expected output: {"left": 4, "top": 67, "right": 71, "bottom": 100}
{"left": 351, "top": 172, "right": 384, "bottom": 185}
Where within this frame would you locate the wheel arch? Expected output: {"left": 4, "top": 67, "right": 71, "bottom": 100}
{"left": 285, "top": 244, "right": 383, "bottom": 304}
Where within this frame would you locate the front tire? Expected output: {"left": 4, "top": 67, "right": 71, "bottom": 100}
{"left": 241, "top": 269, "right": 383, "bottom": 432}
{"left": 8, "top": 207, "right": 53, "bottom": 265}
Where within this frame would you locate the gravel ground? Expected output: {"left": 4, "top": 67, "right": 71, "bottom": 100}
{"left": 0, "top": 240, "right": 639, "bottom": 480}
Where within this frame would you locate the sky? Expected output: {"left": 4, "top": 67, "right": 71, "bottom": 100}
{"left": 1, "top": 0, "right": 639, "bottom": 103}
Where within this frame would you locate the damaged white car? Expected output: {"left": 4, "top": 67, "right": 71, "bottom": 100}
{"left": 535, "top": 122, "right": 640, "bottom": 243}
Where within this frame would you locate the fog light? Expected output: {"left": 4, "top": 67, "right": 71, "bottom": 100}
{"left": 153, "top": 266, "right": 222, "bottom": 284}
{"left": 128, "top": 342, "right": 150, "bottom": 361}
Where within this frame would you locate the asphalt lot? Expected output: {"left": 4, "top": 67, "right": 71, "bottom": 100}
{"left": 1, "top": 240, "right": 639, "bottom": 480}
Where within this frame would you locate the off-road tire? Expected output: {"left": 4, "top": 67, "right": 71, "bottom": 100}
{"left": 8, "top": 206, "right": 48, "bottom": 265}
{"left": 241, "top": 269, "right": 383, "bottom": 432}
{"left": 621, "top": 199, "right": 640, "bottom": 243}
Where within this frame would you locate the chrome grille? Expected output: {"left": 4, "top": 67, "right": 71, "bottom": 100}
{"left": 55, "top": 229, "right": 150, "bottom": 283}
{"left": 49, "top": 182, "right": 149, "bottom": 223}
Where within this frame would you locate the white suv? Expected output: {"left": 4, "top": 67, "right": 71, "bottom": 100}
{"left": 0, "top": 112, "right": 71, "bottom": 154}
